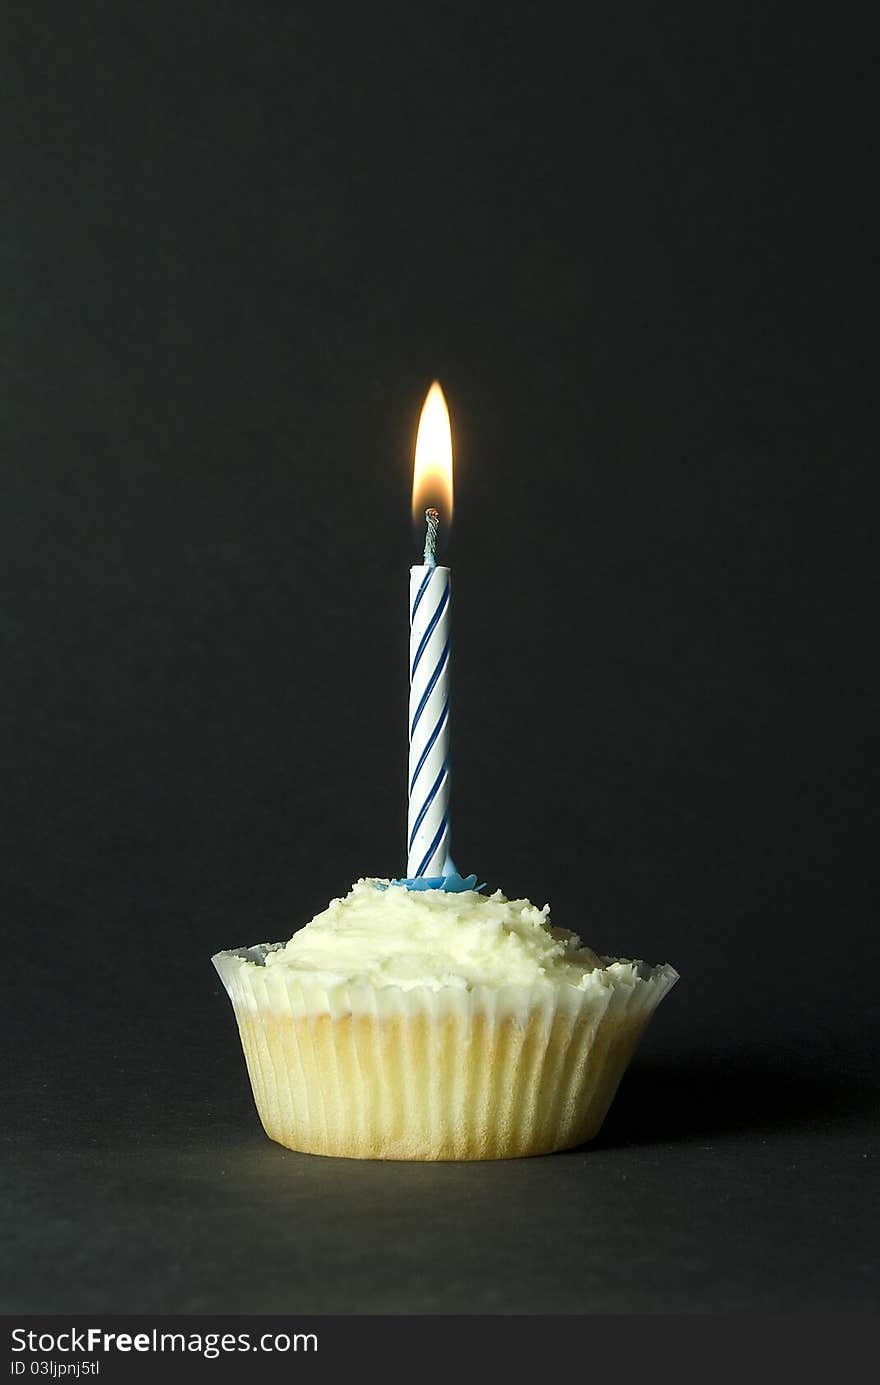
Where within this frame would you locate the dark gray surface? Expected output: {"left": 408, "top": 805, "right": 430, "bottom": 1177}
{"left": 4, "top": 1012, "right": 877, "bottom": 1314}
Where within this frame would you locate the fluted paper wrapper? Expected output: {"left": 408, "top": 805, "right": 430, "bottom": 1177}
{"left": 213, "top": 945, "right": 678, "bottom": 1160}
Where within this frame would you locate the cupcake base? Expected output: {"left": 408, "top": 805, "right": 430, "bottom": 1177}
{"left": 214, "top": 949, "right": 678, "bottom": 1161}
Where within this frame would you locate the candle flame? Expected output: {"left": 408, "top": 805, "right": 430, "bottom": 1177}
{"left": 412, "top": 382, "right": 453, "bottom": 525}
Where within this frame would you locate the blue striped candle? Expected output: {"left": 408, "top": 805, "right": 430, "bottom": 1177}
{"left": 407, "top": 553, "right": 451, "bottom": 878}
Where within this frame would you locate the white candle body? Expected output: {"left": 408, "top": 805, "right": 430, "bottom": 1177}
{"left": 407, "top": 564, "right": 451, "bottom": 877}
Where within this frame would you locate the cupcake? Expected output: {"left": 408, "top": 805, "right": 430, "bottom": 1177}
{"left": 213, "top": 879, "right": 678, "bottom": 1161}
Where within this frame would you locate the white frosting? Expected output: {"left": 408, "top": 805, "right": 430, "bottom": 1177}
{"left": 262, "top": 878, "right": 603, "bottom": 993}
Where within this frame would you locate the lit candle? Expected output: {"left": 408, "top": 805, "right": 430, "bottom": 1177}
{"left": 407, "top": 383, "right": 454, "bottom": 879}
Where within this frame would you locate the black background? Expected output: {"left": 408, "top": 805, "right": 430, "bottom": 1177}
{"left": 3, "top": 1, "right": 877, "bottom": 1314}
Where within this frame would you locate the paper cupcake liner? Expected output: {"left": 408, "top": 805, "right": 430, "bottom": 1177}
{"left": 213, "top": 946, "right": 678, "bottom": 1161}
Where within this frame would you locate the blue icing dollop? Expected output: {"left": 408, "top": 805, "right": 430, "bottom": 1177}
{"left": 377, "top": 873, "right": 485, "bottom": 894}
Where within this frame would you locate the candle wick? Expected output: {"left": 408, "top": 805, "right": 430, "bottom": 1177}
{"left": 423, "top": 508, "right": 440, "bottom": 567}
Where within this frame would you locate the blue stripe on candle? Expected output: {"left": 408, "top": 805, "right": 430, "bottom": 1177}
{"left": 408, "top": 757, "right": 450, "bottom": 850}
{"left": 414, "top": 811, "right": 449, "bottom": 878}
{"left": 409, "top": 638, "right": 450, "bottom": 739}
{"left": 410, "top": 567, "right": 434, "bottom": 625}
{"left": 409, "top": 697, "right": 449, "bottom": 794}
{"left": 410, "top": 583, "right": 450, "bottom": 683}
